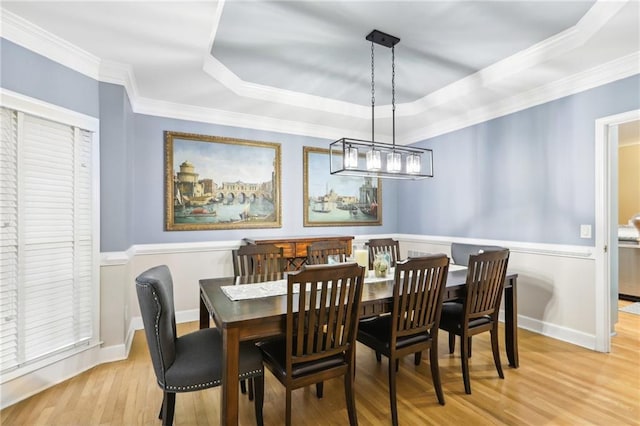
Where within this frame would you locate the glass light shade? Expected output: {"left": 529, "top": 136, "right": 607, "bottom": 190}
{"left": 406, "top": 153, "right": 421, "bottom": 174}
{"left": 366, "top": 148, "right": 381, "bottom": 170}
{"left": 387, "top": 152, "right": 402, "bottom": 173}
{"left": 344, "top": 146, "right": 359, "bottom": 169}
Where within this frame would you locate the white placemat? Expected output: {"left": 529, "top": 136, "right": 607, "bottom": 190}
{"left": 222, "top": 273, "right": 389, "bottom": 301}
{"left": 221, "top": 279, "right": 334, "bottom": 301}
{"left": 221, "top": 279, "right": 289, "bottom": 301}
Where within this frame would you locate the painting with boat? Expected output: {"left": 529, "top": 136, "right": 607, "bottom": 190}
{"left": 304, "top": 146, "right": 381, "bottom": 227}
{"left": 165, "top": 131, "right": 281, "bottom": 231}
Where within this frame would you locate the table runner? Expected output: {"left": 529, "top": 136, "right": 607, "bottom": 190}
{"left": 221, "top": 265, "right": 466, "bottom": 301}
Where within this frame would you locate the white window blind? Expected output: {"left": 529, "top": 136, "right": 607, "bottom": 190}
{"left": 0, "top": 107, "right": 95, "bottom": 373}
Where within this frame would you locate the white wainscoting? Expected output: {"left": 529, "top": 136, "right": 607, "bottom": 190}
{"left": 2, "top": 234, "right": 599, "bottom": 409}
{"left": 400, "top": 235, "right": 597, "bottom": 347}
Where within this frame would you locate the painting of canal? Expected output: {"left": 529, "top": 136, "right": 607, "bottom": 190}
{"left": 164, "top": 132, "right": 281, "bottom": 230}
{"left": 304, "top": 147, "right": 381, "bottom": 227}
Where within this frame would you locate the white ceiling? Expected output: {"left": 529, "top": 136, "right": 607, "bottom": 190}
{"left": 1, "top": 1, "right": 639, "bottom": 144}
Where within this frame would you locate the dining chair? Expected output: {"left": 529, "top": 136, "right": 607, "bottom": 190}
{"left": 450, "top": 242, "right": 504, "bottom": 266}
{"left": 135, "top": 265, "right": 264, "bottom": 426}
{"left": 356, "top": 255, "right": 449, "bottom": 425}
{"left": 231, "top": 243, "right": 285, "bottom": 398}
{"left": 258, "top": 262, "right": 366, "bottom": 426}
{"left": 306, "top": 240, "right": 349, "bottom": 265}
{"left": 232, "top": 243, "right": 285, "bottom": 276}
{"left": 366, "top": 238, "right": 401, "bottom": 270}
{"left": 439, "top": 249, "right": 510, "bottom": 394}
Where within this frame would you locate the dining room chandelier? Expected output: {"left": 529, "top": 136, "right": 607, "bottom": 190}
{"left": 330, "top": 29, "right": 433, "bottom": 180}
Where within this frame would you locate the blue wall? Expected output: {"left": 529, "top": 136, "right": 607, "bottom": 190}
{"left": 2, "top": 38, "right": 638, "bottom": 250}
{"left": 400, "top": 74, "right": 640, "bottom": 245}
{"left": 0, "top": 39, "right": 99, "bottom": 117}
{"left": 99, "top": 83, "right": 134, "bottom": 250}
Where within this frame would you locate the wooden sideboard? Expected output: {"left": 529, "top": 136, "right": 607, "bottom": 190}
{"left": 243, "top": 235, "right": 354, "bottom": 270}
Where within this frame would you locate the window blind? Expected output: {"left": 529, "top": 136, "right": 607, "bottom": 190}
{"left": 0, "top": 107, "right": 95, "bottom": 373}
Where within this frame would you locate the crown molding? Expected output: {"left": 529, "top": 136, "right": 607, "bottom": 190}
{"left": 132, "top": 96, "right": 369, "bottom": 141}
{"left": 99, "top": 60, "right": 140, "bottom": 101}
{"left": 401, "top": 52, "right": 640, "bottom": 144}
{"left": 0, "top": 9, "right": 101, "bottom": 80}
{"left": 2, "top": 4, "right": 637, "bottom": 145}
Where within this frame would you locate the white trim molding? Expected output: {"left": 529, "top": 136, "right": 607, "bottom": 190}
{"left": 2, "top": 5, "right": 637, "bottom": 145}
{"left": 594, "top": 108, "right": 640, "bottom": 353}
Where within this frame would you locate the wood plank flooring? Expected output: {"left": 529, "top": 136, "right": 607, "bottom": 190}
{"left": 2, "top": 302, "right": 639, "bottom": 425}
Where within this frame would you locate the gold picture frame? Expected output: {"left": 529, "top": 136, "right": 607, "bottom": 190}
{"left": 303, "top": 146, "right": 382, "bottom": 227}
{"left": 165, "top": 131, "right": 281, "bottom": 231}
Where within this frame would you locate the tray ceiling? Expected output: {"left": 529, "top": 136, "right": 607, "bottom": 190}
{"left": 1, "top": 1, "right": 638, "bottom": 143}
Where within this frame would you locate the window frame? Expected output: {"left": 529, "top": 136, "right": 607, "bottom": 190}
{"left": 0, "top": 88, "right": 100, "bottom": 382}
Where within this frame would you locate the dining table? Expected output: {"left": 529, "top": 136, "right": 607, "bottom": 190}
{"left": 199, "top": 267, "right": 519, "bottom": 426}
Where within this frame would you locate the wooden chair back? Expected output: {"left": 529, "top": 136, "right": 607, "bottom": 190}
{"left": 464, "top": 249, "right": 510, "bottom": 323}
{"left": 367, "top": 238, "right": 401, "bottom": 269}
{"left": 286, "top": 262, "right": 365, "bottom": 377}
{"left": 232, "top": 244, "right": 285, "bottom": 276}
{"left": 306, "top": 240, "right": 349, "bottom": 265}
{"left": 391, "top": 255, "right": 449, "bottom": 345}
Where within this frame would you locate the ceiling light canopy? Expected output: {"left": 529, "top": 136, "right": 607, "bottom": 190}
{"left": 330, "top": 30, "right": 433, "bottom": 180}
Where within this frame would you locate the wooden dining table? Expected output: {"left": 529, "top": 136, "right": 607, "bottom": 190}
{"left": 199, "top": 268, "right": 519, "bottom": 426}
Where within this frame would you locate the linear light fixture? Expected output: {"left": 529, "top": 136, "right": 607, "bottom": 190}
{"left": 330, "top": 30, "right": 433, "bottom": 180}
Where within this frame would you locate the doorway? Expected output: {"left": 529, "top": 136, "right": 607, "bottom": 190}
{"left": 595, "top": 109, "right": 640, "bottom": 353}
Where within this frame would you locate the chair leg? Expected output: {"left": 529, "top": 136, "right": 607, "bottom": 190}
{"left": 375, "top": 351, "right": 382, "bottom": 362}
{"left": 161, "top": 392, "right": 176, "bottom": 426}
{"left": 248, "top": 378, "right": 254, "bottom": 401}
{"left": 414, "top": 351, "right": 422, "bottom": 366}
{"left": 388, "top": 357, "right": 399, "bottom": 426}
{"left": 316, "top": 381, "right": 324, "bottom": 398}
{"left": 448, "top": 332, "right": 455, "bottom": 354}
{"left": 158, "top": 394, "right": 164, "bottom": 420}
{"left": 491, "top": 327, "right": 504, "bottom": 379}
{"left": 253, "top": 375, "right": 265, "bottom": 426}
{"left": 240, "top": 379, "right": 247, "bottom": 394}
{"left": 460, "top": 335, "right": 472, "bottom": 394}
{"left": 429, "top": 346, "right": 445, "bottom": 405}
{"left": 344, "top": 365, "right": 359, "bottom": 425}
{"left": 285, "top": 389, "right": 292, "bottom": 426}
{"left": 468, "top": 336, "right": 472, "bottom": 358}
{"left": 395, "top": 358, "right": 400, "bottom": 372}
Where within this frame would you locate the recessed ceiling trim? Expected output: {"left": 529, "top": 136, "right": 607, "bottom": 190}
{"left": 206, "top": 0, "right": 226, "bottom": 56}
{"left": 401, "top": 51, "right": 640, "bottom": 144}
{"left": 202, "top": 55, "right": 371, "bottom": 118}
{"left": 204, "top": 1, "right": 625, "bottom": 121}
{"left": 2, "top": 2, "right": 637, "bottom": 145}
{"left": 398, "top": 24, "right": 583, "bottom": 117}
{"left": 204, "top": 0, "right": 371, "bottom": 118}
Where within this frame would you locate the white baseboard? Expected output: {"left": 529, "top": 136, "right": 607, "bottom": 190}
{"left": 517, "top": 314, "right": 596, "bottom": 350}
{"left": 1, "top": 345, "right": 102, "bottom": 410}
{"left": 99, "top": 343, "right": 127, "bottom": 364}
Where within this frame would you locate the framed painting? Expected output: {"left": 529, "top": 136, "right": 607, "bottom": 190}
{"left": 303, "top": 146, "right": 382, "bottom": 227}
{"left": 165, "top": 131, "right": 281, "bottom": 231}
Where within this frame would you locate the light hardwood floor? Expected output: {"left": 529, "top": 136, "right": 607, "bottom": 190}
{"left": 2, "top": 302, "right": 639, "bottom": 425}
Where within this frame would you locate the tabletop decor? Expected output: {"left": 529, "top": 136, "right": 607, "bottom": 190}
{"left": 304, "top": 146, "right": 382, "bottom": 227}
{"left": 164, "top": 131, "right": 281, "bottom": 230}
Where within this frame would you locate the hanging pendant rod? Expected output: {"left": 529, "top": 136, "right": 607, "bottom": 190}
{"left": 330, "top": 29, "right": 433, "bottom": 180}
